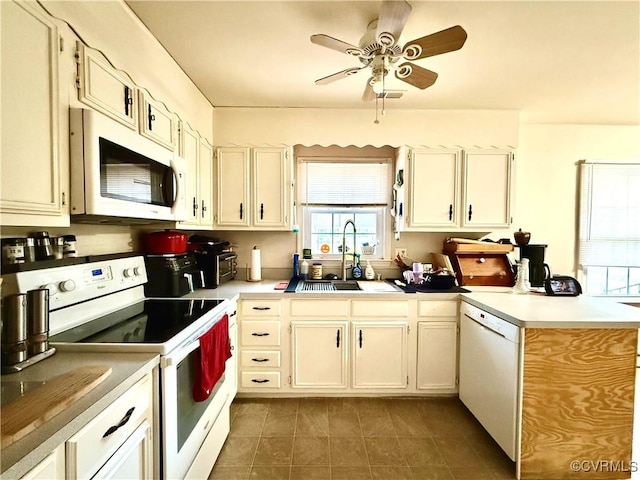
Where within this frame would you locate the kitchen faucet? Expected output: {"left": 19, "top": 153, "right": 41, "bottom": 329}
{"left": 341, "top": 220, "right": 357, "bottom": 281}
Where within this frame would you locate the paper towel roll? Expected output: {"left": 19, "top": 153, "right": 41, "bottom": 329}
{"left": 250, "top": 246, "right": 262, "bottom": 281}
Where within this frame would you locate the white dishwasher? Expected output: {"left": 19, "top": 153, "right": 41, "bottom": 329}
{"left": 459, "top": 301, "right": 521, "bottom": 461}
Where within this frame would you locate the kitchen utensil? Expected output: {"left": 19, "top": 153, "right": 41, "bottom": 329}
{"left": 1, "top": 294, "right": 28, "bottom": 365}
{"left": 513, "top": 229, "right": 531, "bottom": 246}
{"left": 27, "top": 288, "right": 50, "bottom": 355}
{"left": 0, "top": 365, "right": 112, "bottom": 448}
{"left": 144, "top": 230, "right": 188, "bottom": 255}
{"left": 423, "top": 273, "right": 457, "bottom": 290}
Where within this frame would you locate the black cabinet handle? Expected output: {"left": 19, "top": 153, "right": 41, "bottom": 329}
{"left": 252, "top": 306, "right": 271, "bottom": 311}
{"left": 230, "top": 310, "right": 237, "bottom": 317}
{"left": 103, "top": 407, "right": 135, "bottom": 438}
{"left": 251, "top": 379, "right": 270, "bottom": 384}
{"left": 251, "top": 332, "right": 270, "bottom": 337}
{"left": 468, "top": 204, "right": 473, "bottom": 221}
{"left": 251, "top": 358, "right": 270, "bottom": 363}
{"left": 124, "top": 86, "right": 132, "bottom": 116}
{"left": 148, "top": 104, "right": 154, "bottom": 130}
{"left": 399, "top": 202, "right": 403, "bottom": 217}
{"left": 192, "top": 197, "right": 198, "bottom": 216}
{"left": 240, "top": 203, "right": 243, "bottom": 220}
{"left": 260, "top": 203, "right": 264, "bottom": 220}
{"left": 359, "top": 329, "right": 363, "bottom": 348}
{"left": 336, "top": 329, "right": 340, "bottom": 348}
{"left": 449, "top": 204, "right": 453, "bottom": 221}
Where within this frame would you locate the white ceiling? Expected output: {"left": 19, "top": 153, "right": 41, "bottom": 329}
{"left": 126, "top": 1, "right": 640, "bottom": 124}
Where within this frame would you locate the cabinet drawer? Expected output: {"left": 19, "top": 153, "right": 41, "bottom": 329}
{"left": 241, "top": 371, "right": 281, "bottom": 388}
{"left": 417, "top": 300, "right": 458, "bottom": 317}
{"left": 241, "top": 320, "right": 281, "bottom": 346}
{"left": 241, "top": 350, "right": 281, "bottom": 368}
{"left": 241, "top": 300, "right": 281, "bottom": 317}
{"left": 66, "top": 374, "right": 152, "bottom": 480}
{"left": 351, "top": 300, "right": 408, "bottom": 317}
{"left": 290, "top": 299, "right": 348, "bottom": 317}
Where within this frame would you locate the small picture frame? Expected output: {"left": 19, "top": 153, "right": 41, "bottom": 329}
{"left": 544, "top": 276, "right": 582, "bottom": 296}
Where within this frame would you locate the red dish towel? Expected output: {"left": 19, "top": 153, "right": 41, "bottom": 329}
{"left": 193, "top": 314, "right": 231, "bottom": 402}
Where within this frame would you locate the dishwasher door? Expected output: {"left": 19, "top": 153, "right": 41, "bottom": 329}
{"left": 459, "top": 301, "right": 520, "bottom": 461}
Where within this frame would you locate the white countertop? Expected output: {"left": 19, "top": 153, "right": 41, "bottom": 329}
{"left": 185, "top": 280, "right": 640, "bottom": 329}
{"left": 461, "top": 291, "right": 640, "bottom": 328}
{"left": 1, "top": 352, "right": 159, "bottom": 478}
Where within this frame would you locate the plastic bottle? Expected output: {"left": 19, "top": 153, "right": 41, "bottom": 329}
{"left": 365, "top": 260, "right": 375, "bottom": 280}
{"left": 292, "top": 253, "right": 300, "bottom": 279}
{"left": 300, "top": 258, "right": 309, "bottom": 280}
{"left": 352, "top": 254, "right": 362, "bottom": 279}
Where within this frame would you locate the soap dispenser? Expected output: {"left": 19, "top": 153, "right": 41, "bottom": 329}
{"left": 364, "top": 260, "right": 375, "bottom": 280}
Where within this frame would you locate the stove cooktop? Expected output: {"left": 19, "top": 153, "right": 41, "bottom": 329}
{"left": 50, "top": 299, "right": 226, "bottom": 345}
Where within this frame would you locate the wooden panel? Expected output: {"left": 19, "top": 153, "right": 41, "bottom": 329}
{"left": 447, "top": 253, "right": 515, "bottom": 286}
{"left": 521, "top": 328, "right": 637, "bottom": 480}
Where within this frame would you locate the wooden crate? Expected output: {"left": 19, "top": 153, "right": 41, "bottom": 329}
{"left": 443, "top": 241, "right": 515, "bottom": 286}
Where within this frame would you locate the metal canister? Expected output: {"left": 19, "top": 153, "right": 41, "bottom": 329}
{"left": 32, "top": 231, "right": 54, "bottom": 260}
{"left": 2, "top": 238, "right": 26, "bottom": 265}
{"left": 62, "top": 234, "right": 77, "bottom": 258}
{"left": 52, "top": 237, "right": 64, "bottom": 260}
{"left": 311, "top": 262, "right": 323, "bottom": 280}
{"left": 24, "top": 237, "right": 36, "bottom": 262}
{"left": 1, "top": 293, "right": 28, "bottom": 365}
{"left": 27, "top": 289, "right": 50, "bottom": 355}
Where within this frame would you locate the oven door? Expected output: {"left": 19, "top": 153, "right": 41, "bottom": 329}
{"left": 160, "top": 323, "right": 230, "bottom": 479}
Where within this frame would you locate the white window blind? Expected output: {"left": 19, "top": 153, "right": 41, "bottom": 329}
{"left": 578, "top": 162, "right": 640, "bottom": 268}
{"left": 301, "top": 160, "right": 390, "bottom": 206}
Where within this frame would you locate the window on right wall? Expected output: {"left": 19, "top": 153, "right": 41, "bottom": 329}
{"left": 578, "top": 161, "right": 640, "bottom": 296}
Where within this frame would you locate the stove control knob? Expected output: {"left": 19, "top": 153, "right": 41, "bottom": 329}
{"left": 40, "top": 283, "right": 58, "bottom": 295}
{"left": 133, "top": 266, "right": 142, "bottom": 276}
{"left": 59, "top": 279, "right": 76, "bottom": 292}
{"left": 123, "top": 268, "right": 136, "bottom": 278}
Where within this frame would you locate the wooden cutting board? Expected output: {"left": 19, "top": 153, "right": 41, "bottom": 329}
{"left": 1, "top": 365, "right": 112, "bottom": 448}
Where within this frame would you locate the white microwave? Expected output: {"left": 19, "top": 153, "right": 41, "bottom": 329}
{"left": 70, "top": 108, "right": 187, "bottom": 223}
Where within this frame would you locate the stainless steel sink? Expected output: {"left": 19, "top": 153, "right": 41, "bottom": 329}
{"left": 295, "top": 280, "right": 361, "bottom": 292}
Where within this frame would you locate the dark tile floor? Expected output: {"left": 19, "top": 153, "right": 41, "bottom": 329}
{"left": 209, "top": 397, "right": 516, "bottom": 480}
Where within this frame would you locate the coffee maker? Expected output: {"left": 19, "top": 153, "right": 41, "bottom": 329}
{"left": 519, "top": 244, "right": 551, "bottom": 287}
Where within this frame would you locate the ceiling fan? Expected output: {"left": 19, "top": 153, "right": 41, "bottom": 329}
{"left": 311, "top": 0, "right": 467, "bottom": 102}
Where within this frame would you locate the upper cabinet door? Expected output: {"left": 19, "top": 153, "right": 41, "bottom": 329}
{"left": 252, "top": 147, "right": 291, "bottom": 229}
{"left": 138, "top": 90, "right": 177, "bottom": 151}
{"left": 1, "top": 1, "right": 68, "bottom": 225}
{"left": 178, "top": 122, "right": 200, "bottom": 225}
{"left": 76, "top": 43, "right": 137, "bottom": 130}
{"left": 198, "top": 138, "right": 214, "bottom": 226}
{"left": 215, "top": 147, "right": 250, "bottom": 228}
{"left": 407, "top": 149, "right": 461, "bottom": 229}
{"left": 462, "top": 150, "right": 514, "bottom": 228}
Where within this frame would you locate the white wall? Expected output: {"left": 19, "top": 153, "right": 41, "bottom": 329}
{"left": 513, "top": 124, "right": 640, "bottom": 276}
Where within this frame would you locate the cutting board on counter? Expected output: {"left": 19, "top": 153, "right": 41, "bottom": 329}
{"left": 1, "top": 365, "right": 112, "bottom": 448}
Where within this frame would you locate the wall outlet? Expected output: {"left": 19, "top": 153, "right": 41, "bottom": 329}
{"left": 395, "top": 248, "right": 407, "bottom": 258}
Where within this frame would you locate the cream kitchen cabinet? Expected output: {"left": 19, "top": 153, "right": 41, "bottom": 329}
{"left": 177, "top": 122, "right": 213, "bottom": 229}
{"left": 462, "top": 149, "right": 514, "bottom": 228}
{"left": 138, "top": 90, "right": 178, "bottom": 151}
{"left": 214, "top": 147, "right": 292, "bottom": 230}
{"left": 352, "top": 322, "right": 408, "bottom": 389}
{"left": 404, "top": 147, "right": 514, "bottom": 231}
{"left": 405, "top": 149, "right": 461, "bottom": 229}
{"left": 76, "top": 43, "right": 138, "bottom": 130}
{"left": 416, "top": 300, "right": 458, "bottom": 392}
{"left": 291, "top": 321, "right": 349, "bottom": 389}
{"left": 238, "top": 299, "right": 283, "bottom": 391}
{"left": 19, "top": 445, "right": 65, "bottom": 480}
{"left": 1, "top": 0, "right": 69, "bottom": 226}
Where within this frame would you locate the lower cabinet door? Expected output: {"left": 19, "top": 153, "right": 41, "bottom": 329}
{"left": 352, "top": 322, "right": 408, "bottom": 389}
{"left": 291, "top": 321, "right": 348, "bottom": 389}
{"left": 416, "top": 322, "right": 458, "bottom": 390}
{"left": 93, "top": 421, "right": 152, "bottom": 480}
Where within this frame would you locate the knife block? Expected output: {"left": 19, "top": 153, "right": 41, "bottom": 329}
{"left": 443, "top": 241, "right": 515, "bottom": 287}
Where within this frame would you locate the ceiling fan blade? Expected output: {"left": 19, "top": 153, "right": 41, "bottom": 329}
{"left": 362, "top": 80, "right": 376, "bottom": 102}
{"left": 403, "top": 25, "right": 467, "bottom": 60}
{"left": 394, "top": 63, "right": 438, "bottom": 89}
{"left": 376, "top": 0, "right": 412, "bottom": 47}
{"left": 310, "top": 34, "right": 363, "bottom": 57}
{"left": 315, "top": 67, "right": 365, "bottom": 85}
